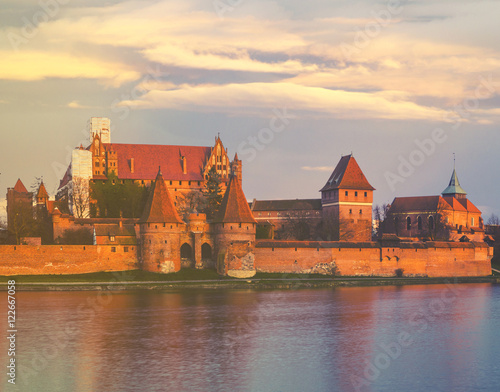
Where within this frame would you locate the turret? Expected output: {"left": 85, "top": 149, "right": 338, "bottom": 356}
{"left": 139, "top": 168, "right": 185, "bottom": 273}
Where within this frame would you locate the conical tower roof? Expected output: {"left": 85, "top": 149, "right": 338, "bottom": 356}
{"left": 140, "top": 168, "right": 183, "bottom": 224}
{"left": 13, "top": 179, "right": 28, "bottom": 193}
{"left": 442, "top": 169, "right": 467, "bottom": 196}
{"left": 37, "top": 182, "right": 49, "bottom": 199}
{"left": 215, "top": 175, "right": 257, "bottom": 223}
{"left": 320, "top": 154, "right": 375, "bottom": 191}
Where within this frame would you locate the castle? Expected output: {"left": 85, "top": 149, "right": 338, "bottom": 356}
{"left": 2, "top": 118, "right": 492, "bottom": 278}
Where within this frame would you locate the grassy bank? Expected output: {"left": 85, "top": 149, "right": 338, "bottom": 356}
{"left": 0, "top": 269, "right": 498, "bottom": 291}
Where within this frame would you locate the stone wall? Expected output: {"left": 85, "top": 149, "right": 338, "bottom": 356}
{"left": 0, "top": 245, "right": 138, "bottom": 276}
{"left": 254, "top": 241, "right": 492, "bottom": 277}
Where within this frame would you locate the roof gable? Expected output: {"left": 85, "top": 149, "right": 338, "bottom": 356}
{"left": 139, "top": 170, "right": 184, "bottom": 224}
{"left": 320, "top": 155, "right": 375, "bottom": 191}
{"left": 389, "top": 196, "right": 449, "bottom": 213}
{"left": 457, "top": 198, "right": 481, "bottom": 213}
{"left": 215, "top": 176, "right": 257, "bottom": 223}
{"left": 14, "top": 179, "right": 28, "bottom": 193}
{"left": 442, "top": 196, "right": 467, "bottom": 212}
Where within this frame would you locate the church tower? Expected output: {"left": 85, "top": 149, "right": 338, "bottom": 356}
{"left": 139, "top": 168, "right": 186, "bottom": 273}
{"left": 442, "top": 167, "right": 467, "bottom": 200}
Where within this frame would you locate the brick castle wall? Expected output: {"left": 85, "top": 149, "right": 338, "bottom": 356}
{"left": 0, "top": 245, "right": 138, "bottom": 276}
{"left": 254, "top": 241, "right": 492, "bottom": 277}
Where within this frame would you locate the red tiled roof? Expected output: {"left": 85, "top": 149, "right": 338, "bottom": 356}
{"left": 13, "top": 179, "right": 28, "bottom": 193}
{"left": 37, "top": 182, "right": 49, "bottom": 199}
{"left": 215, "top": 177, "right": 257, "bottom": 223}
{"left": 46, "top": 201, "right": 56, "bottom": 214}
{"left": 140, "top": 170, "right": 183, "bottom": 224}
{"left": 105, "top": 143, "right": 212, "bottom": 181}
{"left": 320, "top": 155, "right": 375, "bottom": 191}
{"left": 442, "top": 196, "right": 467, "bottom": 212}
{"left": 389, "top": 196, "right": 451, "bottom": 213}
{"left": 94, "top": 223, "right": 136, "bottom": 237}
{"left": 251, "top": 199, "right": 322, "bottom": 211}
{"left": 457, "top": 198, "right": 481, "bottom": 213}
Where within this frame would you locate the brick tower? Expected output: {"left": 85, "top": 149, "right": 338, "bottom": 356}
{"left": 214, "top": 175, "right": 257, "bottom": 275}
{"left": 320, "top": 154, "right": 375, "bottom": 241}
{"left": 139, "top": 168, "right": 186, "bottom": 273}
{"left": 6, "top": 179, "right": 33, "bottom": 232}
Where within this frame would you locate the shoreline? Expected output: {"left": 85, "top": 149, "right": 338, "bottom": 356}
{"left": 1, "top": 276, "right": 499, "bottom": 291}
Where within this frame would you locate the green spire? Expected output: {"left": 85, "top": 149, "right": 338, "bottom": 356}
{"left": 442, "top": 168, "right": 467, "bottom": 197}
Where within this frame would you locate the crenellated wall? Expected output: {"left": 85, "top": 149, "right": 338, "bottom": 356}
{"left": 253, "top": 241, "right": 492, "bottom": 277}
{"left": 0, "top": 245, "right": 138, "bottom": 276}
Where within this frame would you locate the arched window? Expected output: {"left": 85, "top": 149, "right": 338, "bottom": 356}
{"left": 180, "top": 243, "right": 193, "bottom": 260}
{"left": 406, "top": 217, "right": 411, "bottom": 231}
{"left": 429, "top": 216, "right": 434, "bottom": 230}
{"left": 417, "top": 216, "right": 422, "bottom": 230}
{"left": 201, "top": 243, "right": 212, "bottom": 260}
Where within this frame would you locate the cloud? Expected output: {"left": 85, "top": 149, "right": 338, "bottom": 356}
{"left": 67, "top": 100, "right": 91, "bottom": 109}
{"left": 301, "top": 166, "right": 334, "bottom": 172}
{"left": 119, "top": 81, "right": 457, "bottom": 121}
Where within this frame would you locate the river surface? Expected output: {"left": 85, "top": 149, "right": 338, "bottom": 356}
{"left": 1, "top": 283, "right": 500, "bottom": 392}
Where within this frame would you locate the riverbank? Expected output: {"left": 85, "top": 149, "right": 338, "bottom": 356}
{"left": 1, "top": 270, "right": 499, "bottom": 291}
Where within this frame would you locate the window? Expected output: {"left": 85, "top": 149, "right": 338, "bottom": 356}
{"left": 95, "top": 161, "right": 100, "bottom": 167}
{"left": 109, "top": 235, "right": 115, "bottom": 242}
{"left": 406, "top": 217, "right": 411, "bottom": 230}
{"left": 355, "top": 191, "right": 358, "bottom": 197}
{"left": 364, "top": 192, "right": 367, "bottom": 197}
{"left": 179, "top": 181, "right": 182, "bottom": 185}
{"left": 471, "top": 217, "right": 475, "bottom": 226}
{"left": 111, "top": 247, "right": 116, "bottom": 252}
{"left": 349, "top": 209, "right": 352, "bottom": 214}
{"left": 124, "top": 247, "right": 129, "bottom": 253}
{"left": 429, "top": 216, "right": 434, "bottom": 230}
{"left": 359, "top": 209, "right": 362, "bottom": 214}
{"left": 170, "top": 181, "right": 173, "bottom": 185}
{"left": 188, "top": 181, "right": 191, "bottom": 186}
{"left": 417, "top": 216, "right": 422, "bottom": 230}
{"left": 345, "top": 191, "right": 348, "bottom": 196}
{"left": 239, "top": 223, "right": 242, "bottom": 228}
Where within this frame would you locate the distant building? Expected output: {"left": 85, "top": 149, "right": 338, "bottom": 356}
{"left": 6, "top": 179, "right": 33, "bottom": 232}
{"left": 386, "top": 167, "right": 484, "bottom": 241}
{"left": 56, "top": 118, "right": 241, "bottom": 218}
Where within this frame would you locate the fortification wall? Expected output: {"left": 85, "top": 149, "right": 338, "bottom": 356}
{"left": 254, "top": 241, "right": 492, "bottom": 277}
{"left": 0, "top": 245, "right": 138, "bottom": 276}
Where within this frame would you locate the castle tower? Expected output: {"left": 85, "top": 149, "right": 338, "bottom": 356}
{"left": 231, "top": 153, "right": 242, "bottom": 184}
{"left": 36, "top": 181, "right": 49, "bottom": 207}
{"left": 320, "top": 154, "right": 375, "bottom": 241}
{"left": 6, "top": 179, "right": 33, "bottom": 232}
{"left": 88, "top": 117, "right": 110, "bottom": 144}
{"left": 214, "top": 175, "right": 257, "bottom": 274}
{"left": 139, "top": 168, "right": 186, "bottom": 273}
{"left": 106, "top": 148, "right": 118, "bottom": 177}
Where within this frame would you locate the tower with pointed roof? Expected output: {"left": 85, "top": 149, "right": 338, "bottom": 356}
{"left": 6, "top": 179, "right": 33, "bottom": 232}
{"left": 441, "top": 168, "right": 467, "bottom": 200}
{"left": 213, "top": 175, "right": 257, "bottom": 274}
{"left": 139, "top": 168, "right": 186, "bottom": 273}
{"left": 320, "top": 154, "right": 375, "bottom": 241}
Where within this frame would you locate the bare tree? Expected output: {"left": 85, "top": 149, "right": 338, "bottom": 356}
{"left": 424, "top": 198, "right": 450, "bottom": 241}
{"left": 316, "top": 210, "right": 356, "bottom": 241}
{"left": 487, "top": 214, "right": 500, "bottom": 226}
{"left": 373, "top": 203, "right": 390, "bottom": 239}
{"left": 8, "top": 201, "right": 36, "bottom": 245}
{"left": 71, "top": 177, "right": 91, "bottom": 218}
{"left": 281, "top": 210, "right": 312, "bottom": 240}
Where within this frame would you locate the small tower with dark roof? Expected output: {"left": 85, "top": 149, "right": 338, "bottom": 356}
{"left": 442, "top": 167, "right": 467, "bottom": 200}
{"left": 231, "top": 152, "right": 242, "bottom": 184}
{"left": 213, "top": 175, "right": 257, "bottom": 275}
{"left": 36, "top": 181, "right": 49, "bottom": 207}
{"left": 6, "top": 179, "right": 33, "bottom": 232}
{"left": 139, "top": 168, "right": 186, "bottom": 273}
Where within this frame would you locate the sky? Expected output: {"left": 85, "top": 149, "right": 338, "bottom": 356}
{"left": 1, "top": 0, "right": 500, "bottom": 221}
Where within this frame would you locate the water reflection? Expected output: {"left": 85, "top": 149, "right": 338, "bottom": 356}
{"left": 1, "top": 284, "right": 499, "bottom": 392}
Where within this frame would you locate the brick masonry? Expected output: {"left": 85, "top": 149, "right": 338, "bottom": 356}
{"left": 0, "top": 245, "right": 138, "bottom": 276}
{"left": 253, "top": 241, "right": 492, "bottom": 277}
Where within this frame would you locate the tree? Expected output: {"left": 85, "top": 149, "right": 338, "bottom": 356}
{"left": 373, "top": 204, "right": 390, "bottom": 240}
{"left": 30, "top": 176, "right": 43, "bottom": 203}
{"left": 177, "top": 190, "right": 207, "bottom": 221}
{"left": 280, "top": 211, "right": 312, "bottom": 240}
{"left": 58, "top": 228, "right": 93, "bottom": 245}
{"left": 316, "top": 210, "right": 356, "bottom": 241}
{"left": 202, "top": 167, "right": 223, "bottom": 220}
{"left": 72, "top": 177, "right": 91, "bottom": 218}
{"left": 8, "top": 201, "right": 36, "bottom": 245}
{"left": 487, "top": 214, "right": 500, "bottom": 226}
{"left": 424, "top": 198, "right": 450, "bottom": 241}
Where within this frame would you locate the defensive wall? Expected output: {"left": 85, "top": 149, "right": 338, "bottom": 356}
{"left": 254, "top": 241, "right": 492, "bottom": 277}
{"left": 0, "top": 240, "right": 492, "bottom": 277}
{"left": 0, "top": 245, "right": 138, "bottom": 276}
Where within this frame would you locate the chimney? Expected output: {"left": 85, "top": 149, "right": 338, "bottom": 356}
{"left": 119, "top": 220, "right": 123, "bottom": 228}
{"left": 130, "top": 158, "right": 135, "bottom": 173}
{"left": 182, "top": 156, "right": 187, "bottom": 174}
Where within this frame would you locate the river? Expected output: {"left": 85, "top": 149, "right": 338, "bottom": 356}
{"left": 2, "top": 283, "right": 500, "bottom": 391}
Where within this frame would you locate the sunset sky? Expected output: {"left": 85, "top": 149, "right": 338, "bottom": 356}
{"left": 1, "top": 0, "right": 500, "bottom": 220}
